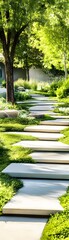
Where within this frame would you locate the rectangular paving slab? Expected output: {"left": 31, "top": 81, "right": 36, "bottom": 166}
{"left": 29, "top": 106, "right": 54, "bottom": 111}
{"left": 17, "top": 100, "right": 57, "bottom": 105}
{"left": 2, "top": 163, "right": 69, "bottom": 179}
{"left": 0, "top": 216, "right": 47, "bottom": 240}
{"left": 13, "top": 140, "right": 69, "bottom": 151}
{"left": 8, "top": 132, "right": 64, "bottom": 141}
{"left": 30, "top": 152, "right": 69, "bottom": 164}
{"left": 30, "top": 112, "right": 69, "bottom": 118}
{"left": 24, "top": 125, "right": 67, "bottom": 133}
{"left": 3, "top": 179, "right": 69, "bottom": 216}
{"left": 40, "top": 119, "right": 69, "bottom": 126}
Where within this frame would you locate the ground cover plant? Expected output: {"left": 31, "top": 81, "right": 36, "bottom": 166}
{"left": 0, "top": 114, "right": 55, "bottom": 132}
{"left": 40, "top": 187, "right": 69, "bottom": 240}
{"left": 51, "top": 96, "right": 69, "bottom": 116}
{"left": 56, "top": 78, "right": 69, "bottom": 98}
{"left": 0, "top": 132, "right": 36, "bottom": 171}
{"left": 59, "top": 127, "right": 69, "bottom": 145}
{"left": 0, "top": 173, "right": 23, "bottom": 215}
{"left": 14, "top": 91, "right": 31, "bottom": 102}
{"left": 48, "top": 79, "right": 63, "bottom": 97}
{"left": 14, "top": 79, "right": 37, "bottom": 91}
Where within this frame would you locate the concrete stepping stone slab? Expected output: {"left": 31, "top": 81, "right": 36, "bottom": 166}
{"left": 0, "top": 216, "right": 47, "bottom": 240}
{"left": 30, "top": 152, "right": 69, "bottom": 164}
{"left": 2, "top": 163, "right": 69, "bottom": 179}
{"left": 30, "top": 112, "right": 69, "bottom": 118}
{"left": 13, "top": 140, "right": 69, "bottom": 152}
{"left": 29, "top": 106, "right": 54, "bottom": 111}
{"left": 40, "top": 119, "right": 69, "bottom": 126}
{"left": 30, "top": 110, "right": 59, "bottom": 115}
{"left": 3, "top": 179, "right": 69, "bottom": 215}
{"left": 7, "top": 131, "right": 64, "bottom": 141}
{"left": 17, "top": 100, "right": 57, "bottom": 105}
{"left": 24, "top": 125, "right": 67, "bottom": 133}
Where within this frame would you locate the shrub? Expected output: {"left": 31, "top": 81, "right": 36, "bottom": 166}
{"left": 30, "top": 81, "right": 37, "bottom": 91}
{"left": 49, "top": 79, "right": 63, "bottom": 96}
{"left": 41, "top": 82, "right": 50, "bottom": 93}
{"left": 2, "top": 80, "right": 6, "bottom": 88}
{"left": 0, "top": 98, "right": 17, "bottom": 110}
{"left": 14, "top": 91, "right": 31, "bottom": 101}
{"left": 56, "top": 78, "right": 69, "bottom": 98}
{"left": 14, "top": 79, "right": 38, "bottom": 91}
{"left": 14, "top": 79, "right": 31, "bottom": 90}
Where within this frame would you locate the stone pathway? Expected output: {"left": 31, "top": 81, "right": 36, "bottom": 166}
{"left": 1, "top": 94, "right": 69, "bottom": 240}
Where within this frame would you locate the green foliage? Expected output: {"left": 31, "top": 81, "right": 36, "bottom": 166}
{"left": 0, "top": 98, "right": 17, "bottom": 110}
{"left": 2, "top": 80, "right": 6, "bottom": 88}
{"left": 60, "top": 187, "right": 69, "bottom": 210}
{"left": 30, "top": 81, "right": 37, "bottom": 91}
{"left": 41, "top": 211, "right": 69, "bottom": 240}
{"left": 14, "top": 79, "right": 31, "bottom": 90}
{"left": 59, "top": 127, "right": 69, "bottom": 145}
{"left": 0, "top": 119, "right": 25, "bottom": 132}
{"left": 0, "top": 0, "right": 47, "bottom": 103}
{"left": 14, "top": 79, "right": 38, "bottom": 91}
{"left": 32, "top": 1, "right": 69, "bottom": 74}
{"left": 49, "top": 79, "right": 63, "bottom": 96}
{"left": 40, "top": 82, "right": 50, "bottom": 94}
{"left": 0, "top": 132, "right": 34, "bottom": 172}
{"left": 57, "top": 98, "right": 69, "bottom": 107}
{"left": 14, "top": 91, "right": 31, "bottom": 102}
{"left": 0, "top": 173, "right": 23, "bottom": 214}
{"left": 41, "top": 187, "right": 69, "bottom": 240}
{"left": 56, "top": 78, "right": 69, "bottom": 98}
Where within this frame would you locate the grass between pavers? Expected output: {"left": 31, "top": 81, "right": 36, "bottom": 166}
{"left": 40, "top": 187, "right": 69, "bottom": 240}
{"left": 0, "top": 115, "right": 55, "bottom": 132}
{"left": 59, "top": 127, "right": 69, "bottom": 145}
{"left": 0, "top": 132, "right": 35, "bottom": 215}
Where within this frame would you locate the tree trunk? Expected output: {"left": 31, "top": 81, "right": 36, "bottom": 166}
{"left": 26, "top": 67, "right": 29, "bottom": 81}
{"left": 64, "top": 51, "right": 67, "bottom": 79}
{"left": 5, "top": 57, "right": 14, "bottom": 103}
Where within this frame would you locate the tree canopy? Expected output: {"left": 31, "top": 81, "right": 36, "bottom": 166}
{"left": 0, "top": 0, "right": 69, "bottom": 102}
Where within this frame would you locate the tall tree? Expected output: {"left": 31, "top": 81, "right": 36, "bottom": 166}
{"left": 0, "top": 0, "right": 48, "bottom": 103}
{"left": 15, "top": 31, "right": 43, "bottom": 81}
{"left": 31, "top": 0, "right": 69, "bottom": 78}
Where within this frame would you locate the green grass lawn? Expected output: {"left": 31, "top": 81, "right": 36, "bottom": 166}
{"left": 40, "top": 187, "right": 69, "bottom": 240}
